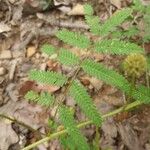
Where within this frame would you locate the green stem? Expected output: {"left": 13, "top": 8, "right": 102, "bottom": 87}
{"left": 22, "top": 100, "right": 142, "bottom": 150}
{"left": 95, "top": 126, "right": 100, "bottom": 150}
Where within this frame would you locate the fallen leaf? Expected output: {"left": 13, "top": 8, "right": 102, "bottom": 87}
{"left": 46, "top": 59, "right": 59, "bottom": 71}
{"left": 0, "top": 22, "right": 11, "bottom": 33}
{"left": 80, "top": 76, "right": 90, "bottom": 86}
{"left": 26, "top": 46, "right": 37, "bottom": 58}
{"left": 19, "top": 81, "right": 38, "bottom": 96}
{"left": 0, "top": 121, "right": 18, "bottom": 150}
{"left": 117, "top": 123, "right": 143, "bottom": 150}
{"left": 0, "top": 100, "right": 47, "bottom": 129}
{"left": 89, "top": 77, "right": 103, "bottom": 91}
{"left": 68, "top": 4, "right": 84, "bottom": 16}
{"left": 38, "top": 84, "right": 60, "bottom": 93}
{"left": 0, "top": 50, "right": 12, "bottom": 59}
{"left": 110, "top": 0, "right": 121, "bottom": 9}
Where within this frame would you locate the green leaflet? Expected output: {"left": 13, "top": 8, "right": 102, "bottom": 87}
{"left": 60, "top": 135, "right": 76, "bottom": 150}
{"left": 69, "top": 81, "right": 102, "bottom": 126}
{"left": 58, "top": 49, "right": 80, "bottom": 66}
{"left": 25, "top": 90, "right": 39, "bottom": 101}
{"left": 143, "top": 6, "right": 150, "bottom": 42}
{"left": 94, "top": 39, "right": 143, "bottom": 54}
{"left": 56, "top": 29, "right": 91, "bottom": 49}
{"left": 147, "top": 57, "right": 150, "bottom": 71}
{"left": 84, "top": 4, "right": 94, "bottom": 15}
{"left": 123, "top": 27, "right": 139, "bottom": 38}
{"left": 41, "top": 44, "right": 56, "bottom": 56}
{"left": 59, "top": 105, "right": 90, "bottom": 150}
{"left": 99, "top": 8, "right": 132, "bottom": 36}
{"left": 84, "top": 4, "right": 101, "bottom": 35}
{"left": 29, "top": 70, "right": 68, "bottom": 87}
{"left": 81, "top": 59, "right": 131, "bottom": 94}
{"left": 25, "top": 91, "right": 55, "bottom": 106}
{"left": 85, "top": 15, "right": 101, "bottom": 35}
{"left": 132, "top": 0, "right": 145, "bottom": 12}
{"left": 132, "top": 85, "right": 150, "bottom": 104}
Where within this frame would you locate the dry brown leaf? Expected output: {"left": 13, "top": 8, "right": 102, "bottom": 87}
{"left": 0, "top": 22, "right": 11, "bottom": 33}
{"left": 80, "top": 76, "right": 90, "bottom": 86}
{"left": 0, "top": 50, "right": 12, "bottom": 59}
{"left": 110, "top": 0, "right": 121, "bottom": 9}
{"left": 46, "top": 59, "right": 59, "bottom": 71}
{"left": 68, "top": 4, "right": 84, "bottom": 16}
{"left": 0, "top": 121, "right": 18, "bottom": 150}
{"left": 37, "top": 84, "right": 60, "bottom": 93}
{"left": 0, "top": 101, "right": 48, "bottom": 129}
{"left": 19, "top": 81, "right": 38, "bottom": 96}
{"left": 89, "top": 77, "right": 103, "bottom": 91}
{"left": 26, "top": 46, "right": 37, "bottom": 58}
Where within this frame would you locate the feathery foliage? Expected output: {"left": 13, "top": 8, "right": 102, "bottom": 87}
{"left": 29, "top": 70, "right": 68, "bottom": 87}
{"left": 25, "top": 91, "right": 55, "bottom": 106}
{"left": 132, "top": 0, "right": 145, "bottom": 11}
{"left": 23, "top": 3, "right": 150, "bottom": 150}
{"left": 132, "top": 85, "right": 150, "bottom": 104}
{"left": 111, "top": 27, "right": 139, "bottom": 39}
{"left": 84, "top": 4, "right": 101, "bottom": 34}
{"left": 56, "top": 29, "right": 91, "bottom": 49}
{"left": 81, "top": 59, "right": 131, "bottom": 93}
{"left": 84, "top": 4, "right": 94, "bottom": 15}
{"left": 41, "top": 44, "right": 56, "bottom": 56}
{"left": 147, "top": 57, "right": 150, "bottom": 71}
{"left": 94, "top": 39, "right": 143, "bottom": 54}
{"left": 85, "top": 15, "right": 101, "bottom": 35}
{"left": 58, "top": 49, "right": 80, "bottom": 66}
{"left": 59, "top": 105, "right": 90, "bottom": 150}
{"left": 143, "top": 6, "right": 150, "bottom": 42}
{"left": 60, "top": 135, "right": 76, "bottom": 150}
{"left": 99, "top": 8, "right": 132, "bottom": 36}
{"left": 69, "top": 81, "right": 102, "bottom": 126}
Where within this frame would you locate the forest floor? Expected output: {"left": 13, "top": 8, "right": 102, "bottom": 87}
{"left": 0, "top": 0, "right": 150, "bottom": 150}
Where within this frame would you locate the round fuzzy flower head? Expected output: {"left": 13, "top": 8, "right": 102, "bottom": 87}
{"left": 123, "top": 53, "right": 147, "bottom": 78}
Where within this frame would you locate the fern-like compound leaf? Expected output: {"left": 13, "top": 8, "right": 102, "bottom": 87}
{"left": 132, "top": 85, "right": 150, "bottom": 104}
{"left": 85, "top": 15, "right": 101, "bottom": 35}
{"left": 25, "top": 90, "right": 39, "bottom": 102}
{"left": 25, "top": 90, "right": 55, "bottom": 106}
{"left": 84, "top": 4, "right": 94, "bottom": 15}
{"left": 41, "top": 44, "right": 56, "bottom": 56}
{"left": 29, "top": 70, "right": 68, "bottom": 87}
{"left": 56, "top": 29, "right": 91, "bottom": 49}
{"left": 143, "top": 6, "right": 150, "bottom": 42}
{"left": 60, "top": 135, "right": 76, "bottom": 150}
{"left": 84, "top": 4, "right": 102, "bottom": 35}
{"left": 94, "top": 39, "right": 143, "bottom": 54}
{"left": 58, "top": 49, "right": 80, "bottom": 66}
{"left": 132, "top": 0, "right": 145, "bottom": 12}
{"left": 99, "top": 8, "right": 132, "bottom": 36}
{"left": 59, "top": 105, "right": 90, "bottom": 150}
{"left": 81, "top": 59, "right": 131, "bottom": 94}
{"left": 147, "top": 57, "right": 150, "bottom": 71}
{"left": 69, "top": 81, "right": 103, "bottom": 126}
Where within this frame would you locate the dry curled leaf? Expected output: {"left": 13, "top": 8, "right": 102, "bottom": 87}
{"left": 110, "top": 0, "right": 121, "bottom": 9}
{"left": 19, "top": 81, "right": 37, "bottom": 96}
{"left": 0, "top": 121, "right": 18, "bottom": 150}
{"left": 68, "top": 4, "right": 84, "bottom": 16}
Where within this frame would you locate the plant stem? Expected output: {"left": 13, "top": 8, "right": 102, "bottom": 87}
{"left": 95, "top": 126, "right": 100, "bottom": 150}
{"left": 146, "top": 69, "right": 150, "bottom": 88}
{"left": 22, "top": 100, "right": 142, "bottom": 150}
